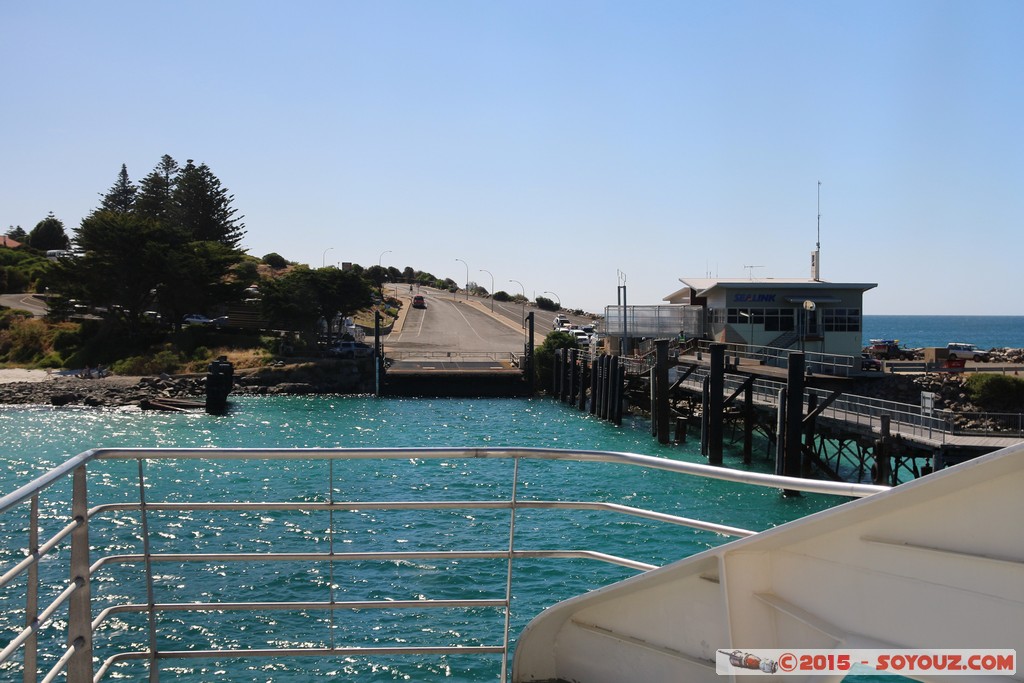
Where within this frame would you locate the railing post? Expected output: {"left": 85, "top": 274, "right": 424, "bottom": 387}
{"left": 23, "top": 495, "right": 39, "bottom": 683}
{"left": 138, "top": 460, "right": 160, "bottom": 682}
{"left": 67, "top": 465, "right": 93, "bottom": 683}
{"left": 501, "top": 457, "right": 521, "bottom": 683}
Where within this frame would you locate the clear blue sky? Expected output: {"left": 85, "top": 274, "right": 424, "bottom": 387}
{"left": 3, "top": 1, "right": 1021, "bottom": 315}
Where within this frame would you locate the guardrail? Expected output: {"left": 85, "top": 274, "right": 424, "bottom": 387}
{"left": 384, "top": 351, "right": 517, "bottom": 363}
{"left": 0, "top": 447, "right": 883, "bottom": 683}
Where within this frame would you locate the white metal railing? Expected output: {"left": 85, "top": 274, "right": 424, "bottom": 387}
{"left": 0, "top": 447, "right": 884, "bottom": 683}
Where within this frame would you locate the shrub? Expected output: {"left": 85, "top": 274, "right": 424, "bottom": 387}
{"left": 110, "top": 349, "right": 183, "bottom": 376}
{"left": 965, "top": 374, "right": 1024, "bottom": 412}
{"left": 535, "top": 296, "right": 559, "bottom": 312}
{"left": 492, "top": 290, "right": 511, "bottom": 302}
{"left": 262, "top": 252, "right": 288, "bottom": 269}
{"left": 37, "top": 352, "right": 64, "bottom": 368}
{"left": 0, "top": 317, "right": 49, "bottom": 363}
{"left": 534, "top": 330, "right": 578, "bottom": 391}
{"left": 51, "top": 325, "right": 82, "bottom": 354}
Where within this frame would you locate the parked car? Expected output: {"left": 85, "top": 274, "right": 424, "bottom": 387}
{"left": 946, "top": 342, "right": 989, "bottom": 362}
{"left": 860, "top": 353, "right": 882, "bottom": 371}
{"left": 329, "top": 341, "right": 373, "bottom": 359}
{"left": 412, "top": 295, "right": 426, "bottom": 308}
{"left": 183, "top": 313, "right": 212, "bottom": 326}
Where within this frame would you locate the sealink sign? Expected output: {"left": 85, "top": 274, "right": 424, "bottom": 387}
{"left": 734, "top": 294, "right": 776, "bottom": 303}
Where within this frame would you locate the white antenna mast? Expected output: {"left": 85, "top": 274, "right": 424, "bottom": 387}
{"left": 744, "top": 265, "right": 763, "bottom": 280}
{"left": 811, "top": 180, "right": 822, "bottom": 280}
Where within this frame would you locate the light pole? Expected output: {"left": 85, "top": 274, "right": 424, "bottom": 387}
{"left": 479, "top": 269, "right": 494, "bottom": 312}
{"left": 378, "top": 250, "right": 392, "bottom": 298}
{"left": 455, "top": 258, "right": 469, "bottom": 300}
{"left": 322, "top": 247, "right": 333, "bottom": 268}
{"left": 509, "top": 279, "right": 526, "bottom": 327}
{"left": 543, "top": 291, "right": 560, "bottom": 310}
{"left": 740, "top": 310, "right": 753, "bottom": 350}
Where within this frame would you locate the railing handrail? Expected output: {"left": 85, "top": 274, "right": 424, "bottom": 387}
{"left": 691, "top": 339, "right": 855, "bottom": 377}
{"left": 0, "top": 447, "right": 886, "bottom": 683}
{"left": 383, "top": 351, "right": 516, "bottom": 362}
{"left": 670, "top": 367, "right": 1024, "bottom": 439}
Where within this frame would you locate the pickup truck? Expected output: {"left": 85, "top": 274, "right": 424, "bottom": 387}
{"left": 863, "top": 339, "right": 913, "bottom": 360}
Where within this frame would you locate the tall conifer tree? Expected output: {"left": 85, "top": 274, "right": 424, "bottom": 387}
{"left": 98, "top": 164, "right": 137, "bottom": 214}
{"left": 135, "top": 155, "right": 179, "bottom": 223}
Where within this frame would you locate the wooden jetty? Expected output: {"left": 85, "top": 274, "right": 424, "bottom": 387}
{"left": 551, "top": 340, "right": 1024, "bottom": 486}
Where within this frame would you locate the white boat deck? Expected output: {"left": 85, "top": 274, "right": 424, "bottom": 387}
{"left": 513, "top": 442, "right": 1024, "bottom": 682}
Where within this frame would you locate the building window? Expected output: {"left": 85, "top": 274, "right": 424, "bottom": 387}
{"left": 727, "top": 308, "right": 794, "bottom": 332}
{"left": 822, "top": 308, "right": 861, "bottom": 332}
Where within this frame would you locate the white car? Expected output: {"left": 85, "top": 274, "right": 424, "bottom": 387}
{"left": 329, "top": 341, "right": 373, "bottom": 359}
{"left": 946, "top": 342, "right": 989, "bottom": 362}
{"left": 572, "top": 330, "right": 591, "bottom": 345}
{"left": 182, "top": 314, "right": 212, "bottom": 326}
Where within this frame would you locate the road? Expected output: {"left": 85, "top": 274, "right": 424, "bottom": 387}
{"left": 0, "top": 293, "right": 48, "bottom": 317}
{"left": 383, "top": 287, "right": 528, "bottom": 359}
{"left": 389, "top": 285, "right": 599, "bottom": 340}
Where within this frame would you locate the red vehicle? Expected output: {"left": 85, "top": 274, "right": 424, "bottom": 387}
{"left": 412, "top": 295, "right": 426, "bottom": 309}
{"left": 863, "top": 339, "right": 912, "bottom": 360}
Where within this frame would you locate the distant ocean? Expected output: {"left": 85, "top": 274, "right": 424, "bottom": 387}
{"left": 862, "top": 315, "right": 1024, "bottom": 350}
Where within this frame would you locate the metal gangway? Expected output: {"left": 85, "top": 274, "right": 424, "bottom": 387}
{"left": 670, "top": 367, "right": 1024, "bottom": 447}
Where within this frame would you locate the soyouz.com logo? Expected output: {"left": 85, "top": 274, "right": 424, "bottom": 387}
{"left": 716, "top": 649, "right": 1016, "bottom": 676}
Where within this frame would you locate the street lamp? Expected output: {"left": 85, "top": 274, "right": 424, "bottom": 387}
{"left": 543, "top": 291, "right": 561, "bottom": 310}
{"left": 509, "top": 279, "right": 526, "bottom": 327}
{"left": 739, "top": 310, "right": 753, "bottom": 350}
{"left": 479, "top": 269, "right": 494, "bottom": 312}
{"left": 322, "top": 247, "right": 333, "bottom": 268}
{"left": 378, "top": 250, "right": 392, "bottom": 298}
{"left": 455, "top": 258, "right": 469, "bottom": 300}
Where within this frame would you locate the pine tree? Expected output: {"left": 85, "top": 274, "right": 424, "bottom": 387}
{"left": 135, "top": 155, "right": 179, "bottom": 223}
{"left": 98, "top": 164, "right": 137, "bottom": 214}
{"left": 171, "top": 160, "right": 245, "bottom": 248}
{"left": 6, "top": 226, "right": 28, "bottom": 242}
{"left": 27, "top": 212, "right": 71, "bottom": 251}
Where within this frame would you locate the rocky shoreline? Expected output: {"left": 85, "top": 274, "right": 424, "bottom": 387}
{"left": 0, "top": 360, "right": 377, "bottom": 408}
{"left": 0, "top": 359, "right": 1021, "bottom": 423}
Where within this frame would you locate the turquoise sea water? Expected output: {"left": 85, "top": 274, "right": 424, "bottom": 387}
{"left": 0, "top": 396, "right": 852, "bottom": 682}
{"left": 863, "top": 315, "right": 1024, "bottom": 350}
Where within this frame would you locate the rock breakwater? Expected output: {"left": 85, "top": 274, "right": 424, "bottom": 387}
{"left": 0, "top": 360, "right": 376, "bottom": 408}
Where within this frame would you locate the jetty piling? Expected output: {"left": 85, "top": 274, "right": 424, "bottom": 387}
{"left": 707, "top": 344, "right": 725, "bottom": 464}
{"left": 654, "top": 340, "right": 670, "bottom": 444}
{"left": 205, "top": 356, "right": 233, "bottom": 414}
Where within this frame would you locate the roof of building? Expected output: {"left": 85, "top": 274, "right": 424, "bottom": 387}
{"left": 665, "top": 277, "right": 877, "bottom": 302}
{"left": 0, "top": 235, "right": 23, "bottom": 248}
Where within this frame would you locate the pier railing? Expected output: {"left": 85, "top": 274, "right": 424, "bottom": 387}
{"left": 691, "top": 340, "right": 856, "bottom": 377}
{"left": 670, "top": 368, "right": 1024, "bottom": 442}
{"left": 0, "top": 447, "right": 883, "bottom": 683}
